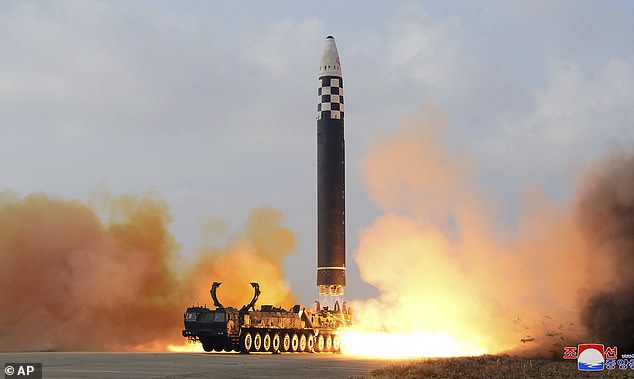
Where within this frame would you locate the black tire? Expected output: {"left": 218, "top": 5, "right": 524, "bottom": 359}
{"left": 263, "top": 332, "right": 272, "bottom": 352}
{"left": 272, "top": 333, "right": 281, "bottom": 353}
{"left": 325, "top": 334, "right": 332, "bottom": 352}
{"left": 282, "top": 333, "right": 291, "bottom": 352}
{"left": 202, "top": 340, "right": 213, "bottom": 352}
{"left": 253, "top": 332, "right": 262, "bottom": 352}
{"left": 299, "top": 334, "right": 307, "bottom": 352}
{"left": 241, "top": 331, "right": 253, "bottom": 353}
{"left": 291, "top": 333, "right": 299, "bottom": 352}
{"left": 332, "top": 335, "right": 341, "bottom": 353}
{"left": 307, "top": 334, "right": 315, "bottom": 353}
{"left": 315, "top": 334, "right": 325, "bottom": 352}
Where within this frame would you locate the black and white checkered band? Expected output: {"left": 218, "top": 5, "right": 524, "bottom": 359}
{"left": 317, "top": 76, "right": 344, "bottom": 120}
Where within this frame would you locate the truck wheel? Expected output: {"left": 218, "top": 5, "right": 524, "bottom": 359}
{"left": 325, "top": 334, "right": 332, "bottom": 352}
{"left": 316, "top": 334, "right": 325, "bottom": 352}
{"left": 307, "top": 334, "right": 315, "bottom": 352}
{"left": 299, "top": 334, "right": 307, "bottom": 352}
{"left": 332, "top": 335, "right": 341, "bottom": 353}
{"left": 282, "top": 333, "right": 291, "bottom": 352}
{"left": 291, "top": 333, "right": 299, "bottom": 352}
{"left": 202, "top": 340, "right": 213, "bottom": 352}
{"left": 263, "top": 333, "right": 272, "bottom": 352}
{"left": 241, "top": 332, "right": 253, "bottom": 352}
{"left": 272, "top": 333, "right": 281, "bottom": 353}
{"left": 253, "top": 332, "right": 262, "bottom": 352}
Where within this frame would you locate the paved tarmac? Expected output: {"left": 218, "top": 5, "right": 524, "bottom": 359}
{"left": 0, "top": 352, "right": 396, "bottom": 378}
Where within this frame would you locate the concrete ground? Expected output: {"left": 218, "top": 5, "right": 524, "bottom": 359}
{"left": 0, "top": 352, "right": 395, "bottom": 378}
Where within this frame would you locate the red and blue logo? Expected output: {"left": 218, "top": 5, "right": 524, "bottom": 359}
{"left": 564, "top": 344, "right": 618, "bottom": 371}
{"left": 577, "top": 344, "right": 604, "bottom": 371}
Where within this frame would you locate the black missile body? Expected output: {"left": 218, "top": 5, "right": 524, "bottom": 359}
{"left": 316, "top": 36, "right": 346, "bottom": 296}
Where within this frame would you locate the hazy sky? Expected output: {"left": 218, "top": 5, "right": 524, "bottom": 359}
{"left": 1, "top": 0, "right": 633, "bottom": 303}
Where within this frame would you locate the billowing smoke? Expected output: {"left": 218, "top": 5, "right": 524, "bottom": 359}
{"left": 0, "top": 191, "right": 296, "bottom": 352}
{"left": 0, "top": 191, "right": 181, "bottom": 351}
{"left": 183, "top": 206, "right": 297, "bottom": 308}
{"left": 350, "top": 105, "right": 631, "bottom": 356}
{"left": 576, "top": 146, "right": 634, "bottom": 351}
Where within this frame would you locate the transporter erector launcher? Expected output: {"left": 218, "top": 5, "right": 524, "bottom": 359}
{"left": 317, "top": 36, "right": 346, "bottom": 297}
{"left": 179, "top": 36, "right": 353, "bottom": 355}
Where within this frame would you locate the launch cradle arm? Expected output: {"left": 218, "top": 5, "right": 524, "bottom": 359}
{"left": 240, "top": 282, "right": 261, "bottom": 313}
{"left": 210, "top": 282, "right": 223, "bottom": 308}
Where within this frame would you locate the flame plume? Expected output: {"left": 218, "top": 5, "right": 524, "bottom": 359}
{"left": 342, "top": 105, "right": 631, "bottom": 358}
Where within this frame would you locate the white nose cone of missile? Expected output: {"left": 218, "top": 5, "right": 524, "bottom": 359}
{"left": 319, "top": 36, "right": 342, "bottom": 77}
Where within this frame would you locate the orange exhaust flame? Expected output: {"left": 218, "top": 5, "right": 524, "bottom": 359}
{"left": 341, "top": 330, "right": 485, "bottom": 359}
{"left": 348, "top": 105, "right": 627, "bottom": 357}
{"left": 167, "top": 343, "right": 205, "bottom": 353}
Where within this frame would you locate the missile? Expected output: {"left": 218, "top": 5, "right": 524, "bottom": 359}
{"left": 316, "top": 36, "right": 346, "bottom": 297}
